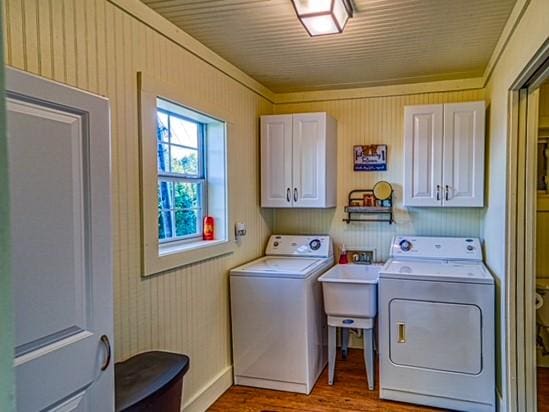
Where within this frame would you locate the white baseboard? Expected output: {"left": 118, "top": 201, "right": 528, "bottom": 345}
{"left": 182, "top": 366, "right": 233, "bottom": 412}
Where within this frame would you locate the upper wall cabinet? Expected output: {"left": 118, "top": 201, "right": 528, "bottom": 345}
{"left": 403, "top": 101, "right": 485, "bottom": 207}
{"left": 261, "top": 113, "right": 337, "bottom": 208}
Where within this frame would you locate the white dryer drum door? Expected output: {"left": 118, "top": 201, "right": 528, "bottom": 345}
{"left": 389, "top": 299, "right": 482, "bottom": 374}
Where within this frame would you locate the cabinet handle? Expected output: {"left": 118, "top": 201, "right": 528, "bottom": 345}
{"left": 397, "top": 323, "right": 406, "bottom": 343}
{"left": 445, "top": 185, "right": 449, "bottom": 201}
{"left": 436, "top": 185, "right": 440, "bottom": 201}
{"left": 286, "top": 188, "right": 291, "bottom": 202}
{"left": 294, "top": 188, "right": 298, "bottom": 202}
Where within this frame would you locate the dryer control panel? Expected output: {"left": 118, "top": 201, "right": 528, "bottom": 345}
{"left": 265, "top": 235, "right": 333, "bottom": 258}
{"left": 390, "top": 236, "right": 482, "bottom": 261}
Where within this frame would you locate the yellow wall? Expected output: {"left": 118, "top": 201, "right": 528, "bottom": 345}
{"left": 482, "top": 0, "right": 549, "bottom": 406}
{"left": 274, "top": 89, "right": 485, "bottom": 261}
{"left": 538, "top": 85, "right": 549, "bottom": 278}
{"left": 2, "top": 0, "right": 273, "bottom": 409}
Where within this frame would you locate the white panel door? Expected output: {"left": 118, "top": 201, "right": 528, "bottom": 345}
{"left": 403, "top": 105, "right": 443, "bottom": 206}
{"left": 7, "top": 68, "right": 113, "bottom": 412}
{"left": 261, "top": 115, "right": 293, "bottom": 207}
{"left": 442, "top": 101, "right": 485, "bottom": 207}
{"left": 292, "top": 113, "right": 326, "bottom": 208}
{"left": 389, "top": 299, "right": 482, "bottom": 374}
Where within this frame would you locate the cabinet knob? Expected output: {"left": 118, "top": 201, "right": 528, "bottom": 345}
{"left": 436, "top": 185, "right": 440, "bottom": 201}
{"left": 445, "top": 185, "right": 449, "bottom": 201}
{"left": 294, "top": 188, "right": 298, "bottom": 202}
{"left": 286, "top": 188, "right": 291, "bottom": 202}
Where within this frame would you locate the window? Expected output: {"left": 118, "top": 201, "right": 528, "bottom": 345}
{"left": 157, "top": 106, "right": 205, "bottom": 242}
{"left": 139, "top": 73, "right": 232, "bottom": 276}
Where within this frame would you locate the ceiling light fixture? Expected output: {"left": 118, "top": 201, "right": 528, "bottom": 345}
{"left": 291, "top": 0, "right": 354, "bottom": 37}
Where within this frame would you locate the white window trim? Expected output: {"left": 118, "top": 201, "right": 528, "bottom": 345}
{"left": 139, "top": 72, "right": 234, "bottom": 276}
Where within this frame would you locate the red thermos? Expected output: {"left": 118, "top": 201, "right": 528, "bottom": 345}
{"left": 203, "top": 216, "right": 214, "bottom": 240}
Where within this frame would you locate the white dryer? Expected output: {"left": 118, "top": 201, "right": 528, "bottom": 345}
{"left": 230, "top": 235, "right": 333, "bottom": 394}
{"left": 379, "top": 236, "right": 495, "bottom": 412}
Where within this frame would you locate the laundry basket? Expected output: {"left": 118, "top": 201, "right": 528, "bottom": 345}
{"left": 115, "top": 351, "right": 190, "bottom": 412}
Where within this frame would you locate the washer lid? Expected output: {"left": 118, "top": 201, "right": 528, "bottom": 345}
{"left": 230, "top": 256, "right": 329, "bottom": 278}
{"left": 380, "top": 259, "right": 493, "bottom": 284}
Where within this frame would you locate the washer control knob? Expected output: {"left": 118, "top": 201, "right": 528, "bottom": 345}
{"left": 309, "top": 239, "right": 321, "bottom": 250}
{"left": 273, "top": 241, "right": 279, "bottom": 247}
{"left": 467, "top": 245, "right": 474, "bottom": 251}
{"left": 399, "top": 239, "right": 412, "bottom": 252}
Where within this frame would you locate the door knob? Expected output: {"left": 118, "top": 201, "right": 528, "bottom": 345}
{"left": 100, "top": 334, "right": 111, "bottom": 371}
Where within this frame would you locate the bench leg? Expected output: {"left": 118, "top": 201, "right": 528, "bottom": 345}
{"left": 328, "top": 326, "right": 336, "bottom": 385}
{"left": 364, "top": 328, "right": 374, "bottom": 390}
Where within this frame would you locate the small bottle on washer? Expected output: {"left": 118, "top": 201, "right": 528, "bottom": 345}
{"left": 338, "top": 244, "right": 348, "bottom": 264}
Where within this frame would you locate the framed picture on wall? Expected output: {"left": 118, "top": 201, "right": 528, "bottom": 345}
{"left": 353, "top": 144, "right": 388, "bottom": 171}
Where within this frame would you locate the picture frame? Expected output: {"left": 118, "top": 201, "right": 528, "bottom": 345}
{"left": 353, "top": 144, "right": 388, "bottom": 171}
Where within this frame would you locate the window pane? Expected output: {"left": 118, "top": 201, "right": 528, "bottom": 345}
{"left": 158, "top": 210, "right": 173, "bottom": 240}
{"left": 157, "top": 112, "right": 169, "bottom": 142}
{"left": 171, "top": 146, "right": 198, "bottom": 175}
{"left": 174, "top": 182, "right": 200, "bottom": 209}
{"left": 157, "top": 143, "right": 169, "bottom": 172}
{"left": 175, "top": 209, "right": 199, "bottom": 237}
{"left": 171, "top": 116, "right": 198, "bottom": 148}
{"left": 158, "top": 181, "right": 173, "bottom": 210}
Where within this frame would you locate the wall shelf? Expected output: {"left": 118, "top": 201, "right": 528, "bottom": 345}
{"left": 343, "top": 189, "right": 394, "bottom": 224}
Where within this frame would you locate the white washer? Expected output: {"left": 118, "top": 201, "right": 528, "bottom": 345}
{"left": 230, "top": 235, "right": 333, "bottom": 394}
{"left": 379, "top": 236, "right": 495, "bottom": 412}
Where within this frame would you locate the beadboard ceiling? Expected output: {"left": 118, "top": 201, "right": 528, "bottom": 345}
{"left": 140, "top": 0, "right": 517, "bottom": 93}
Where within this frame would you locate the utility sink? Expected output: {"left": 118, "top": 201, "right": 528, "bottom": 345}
{"left": 318, "top": 264, "right": 382, "bottom": 318}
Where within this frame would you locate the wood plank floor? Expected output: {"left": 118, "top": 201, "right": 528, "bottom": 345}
{"left": 209, "top": 349, "right": 444, "bottom": 411}
{"left": 539, "top": 367, "right": 549, "bottom": 411}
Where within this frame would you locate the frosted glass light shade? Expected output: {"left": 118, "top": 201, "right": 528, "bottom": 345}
{"left": 292, "top": 0, "right": 352, "bottom": 36}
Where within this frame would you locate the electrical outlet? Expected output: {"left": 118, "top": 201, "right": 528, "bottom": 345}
{"left": 235, "top": 222, "right": 247, "bottom": 239}
{"left": 346, "top": 249, "right": 375, "bottom": 264}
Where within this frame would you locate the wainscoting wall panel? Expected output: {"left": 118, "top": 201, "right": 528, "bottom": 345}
{"left": 3, "top": 0, "right": 273, "bottom": 407}
{"left": 273, "top": 89, "right": 486, "bottom": 260}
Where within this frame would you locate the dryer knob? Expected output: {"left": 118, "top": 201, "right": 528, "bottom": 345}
{"left": 309, "top": 239, "right": 321, "bottom": 250}
{"left": 399, "top": 239, "right": 412, "bottom": 252}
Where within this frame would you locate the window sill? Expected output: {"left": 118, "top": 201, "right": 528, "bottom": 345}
{"left": 144, "top": 238, "right": 235, "bottom": 276}
{"left": 159, "top": 238, "right": 227, "bottom": 257}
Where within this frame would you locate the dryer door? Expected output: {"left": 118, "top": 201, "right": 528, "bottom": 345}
{"left": 389, "top": 299, "right": 482, "bottom": 374}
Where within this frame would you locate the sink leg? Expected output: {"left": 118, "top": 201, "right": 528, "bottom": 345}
{"left": 328, "top": 326, "right": 336, "bottom": 385}
{"left": 364, "top": 328, "right": 374, "bottom": 390}
{"left": 341, "top": 328, "right": 349, "bottom": 359}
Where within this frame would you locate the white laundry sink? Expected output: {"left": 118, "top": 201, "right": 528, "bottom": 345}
{"left": 318, "top": 264, "right": 382, "bottom": 318}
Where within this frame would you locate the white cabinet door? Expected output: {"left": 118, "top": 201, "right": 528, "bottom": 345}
{"left": 403, "top": 105, "right": 443, "bottom": 206}
{"left": 292, "top": 113, "right": 326, "bottom": 208}
{"left": 442, "top": 101, "right": 485, "bottom": 207}
{"left": 261, "top": 115, "right": 293, "bottom": 207}
{"left": 7, "top": 68, "right": 113, "bottom": 412}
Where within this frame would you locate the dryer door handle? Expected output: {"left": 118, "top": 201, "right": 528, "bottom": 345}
{"left": 397, "top": 322, "right": 406, "bottom": 343}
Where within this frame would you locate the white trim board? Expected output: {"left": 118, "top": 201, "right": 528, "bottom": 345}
{"left": 481, "top": 0, "right": 532, "bottom": 87}
{"left": 183, "top": 366, "right": 232, "bottom": 412}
